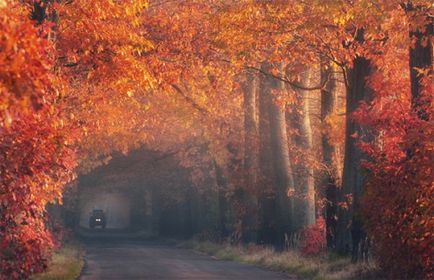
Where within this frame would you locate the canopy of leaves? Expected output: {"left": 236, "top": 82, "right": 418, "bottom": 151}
{"left": 0, "top": 0, "right": 432, "bottom": 279}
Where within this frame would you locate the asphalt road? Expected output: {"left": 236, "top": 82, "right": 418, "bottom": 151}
{"left": 79, "top": 240, "right": 296, "bottom": 280}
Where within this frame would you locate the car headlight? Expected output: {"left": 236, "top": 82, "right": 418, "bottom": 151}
{"left": 96, "top": 219, "right": 101, "bottom": 221}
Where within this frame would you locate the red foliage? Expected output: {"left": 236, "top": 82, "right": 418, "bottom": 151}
{"left": 0, "top": 112, "right": 76, "bottom": 280}
{"left": 361, "top": 114, "right": 433, "bottom": 279}
{"left": 358, "top": 50, "right": 433, "bottom": 278}
{"left": 0, "top": 1, "right": 432, "bottom": 279}
{"left": 299, "top": 217, "right": 326, "bottom": 256}
{"left": 0, "top": 3, "right": 76, "bottom": 279}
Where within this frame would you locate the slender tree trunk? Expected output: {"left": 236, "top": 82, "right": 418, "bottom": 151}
{"left": 242, "top": 71, "right": 259, "bottom": 243}
{"left": 320, "top": 60, "right": 339, "bottom": 249}
{"left": 290, "top": 67, "right": 316, "bottom": 231}
{"left": 214, "top": 161, "right": 229, "bottom": 239}
{"left": 336, "top": 46, "right": 372, "bottom": 255}
{"left": 267, "top": 64, "right": 295, "bottom": 249}
{"left": 404, "top": 3, "right": 433, "bottom": 120}
{"left": 257, "top": 62, "right": 278, "bottom": 245}
{"left": 298, "top": 67, "right": 316, "bottom": 228}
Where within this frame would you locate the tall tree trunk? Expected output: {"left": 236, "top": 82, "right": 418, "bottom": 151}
{"left": 267, "top": 64, "right": 295, "bottom": 249}
{"left": 214, "top": 161, "right": 229, "bottom": 239}
{"left": 336, "top": 39, "right": 372, "bottom": 255}
{"left": 242, "top": 71, "right": 259, "bottom": 243}
{"left": 320, "top": 60, "right": 339, "bottom": 249}
{"left": 404, "top": 3, "right": 433, "bottom": 120}
{"left": 257, "top": 62, "right": 278, "bottom": 245}
{"left": 270, "top": 69, "right": 294, "bottom": 248}
{"left": 297, "top": 67, "right": 316, "bottom": 228}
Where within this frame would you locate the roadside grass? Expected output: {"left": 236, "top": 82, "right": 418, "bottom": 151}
{"left": 32, "top": 240, "right": 84, "bottom": 280}
{"left": 180, "top": 240, "right": 383, "bottom": 280}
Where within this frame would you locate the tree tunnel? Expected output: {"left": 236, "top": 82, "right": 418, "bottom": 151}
{"left": 64, "top": 148, "right": 212, "bottom": 238}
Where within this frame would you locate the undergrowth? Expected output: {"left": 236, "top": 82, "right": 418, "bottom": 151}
{"left": 180, "top": 240, "right": 383, "bottom": 280}
{"left": 31, "top": 240, "right": 84, "bottom": 280}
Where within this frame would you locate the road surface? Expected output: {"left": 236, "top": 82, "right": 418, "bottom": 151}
{"left": 79, "top": 240, "right": 296, "bottom": 280}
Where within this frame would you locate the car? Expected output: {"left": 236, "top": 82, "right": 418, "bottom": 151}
{"left": 89, "top": 209, "right": 106, "bottom": 229}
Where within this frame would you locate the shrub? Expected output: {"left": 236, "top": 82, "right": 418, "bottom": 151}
{"left": 299, "top": 217, "right": 326, "bottom": 256}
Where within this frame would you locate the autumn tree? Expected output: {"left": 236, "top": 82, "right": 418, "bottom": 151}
{"left": 319, "top": 60, "right": 342, "bottom": 249}
{"left": 266, "top": 63, "right": 294, "bottom": 248}
{"left": 1, "top": 1, "right": 433, "bottom": 278}
{"left": 241, "top": 71, "right": 259, "bottom": 243}
{"left": 1, "top": 2, "right": 75, "bottom": 278}
{"left": 361, "top": 2, "right": 433, "bottom": 278}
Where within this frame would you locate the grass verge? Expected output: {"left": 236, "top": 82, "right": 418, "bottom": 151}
{"left": 32, "top": 240, "right": 84, "bottom": 280}
{"left": 180, "top": 240, "right": 383, "bottom": 280}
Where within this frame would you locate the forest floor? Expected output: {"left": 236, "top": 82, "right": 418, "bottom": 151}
{"left": 180, "top": 241, "right": 384, "bottom": 280}
{"left": 32, "top": 240, "right": 84, "bottom": 280}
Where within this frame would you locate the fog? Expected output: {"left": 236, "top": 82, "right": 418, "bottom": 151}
{"left": 68, "top": 148, "right": 196, "bottom": 238}
{"left": 79, "top": 191, "right": 131, "bottom": 229}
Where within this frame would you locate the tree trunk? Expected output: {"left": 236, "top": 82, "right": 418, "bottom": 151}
{"left": 257, "top": 62, "right": 278, "bottom": 245}
{"left": 242, "top": 71, "right": 259, "bottom": 243}
{"left": 405, "top": 3, "right": 433, "bottom": 120}
{"left": 267, "top": 64, "right": 295, "bottom": 249}
{"left": 336, "top": 52, "right": 372, "bottom": 255}
{"left": 320, "top": 60, "right": 339, "bottom": 249}
{"left": 289, "top": 67, "right": 316, "bottom": 231}
{"left": 214, "top": 161, "right": 229, "bottom": 239}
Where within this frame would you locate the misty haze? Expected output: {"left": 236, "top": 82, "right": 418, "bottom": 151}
{"left": 1, "top": 1, "right": 432, "bottom": 280}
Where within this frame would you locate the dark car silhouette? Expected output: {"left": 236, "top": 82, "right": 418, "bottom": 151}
{"left": 89, "top": 209, "right": 106, "bottom": 229}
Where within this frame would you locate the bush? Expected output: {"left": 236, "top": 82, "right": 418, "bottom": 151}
{"left": 299, "top": 217, "right": 327, "bottom": 256}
